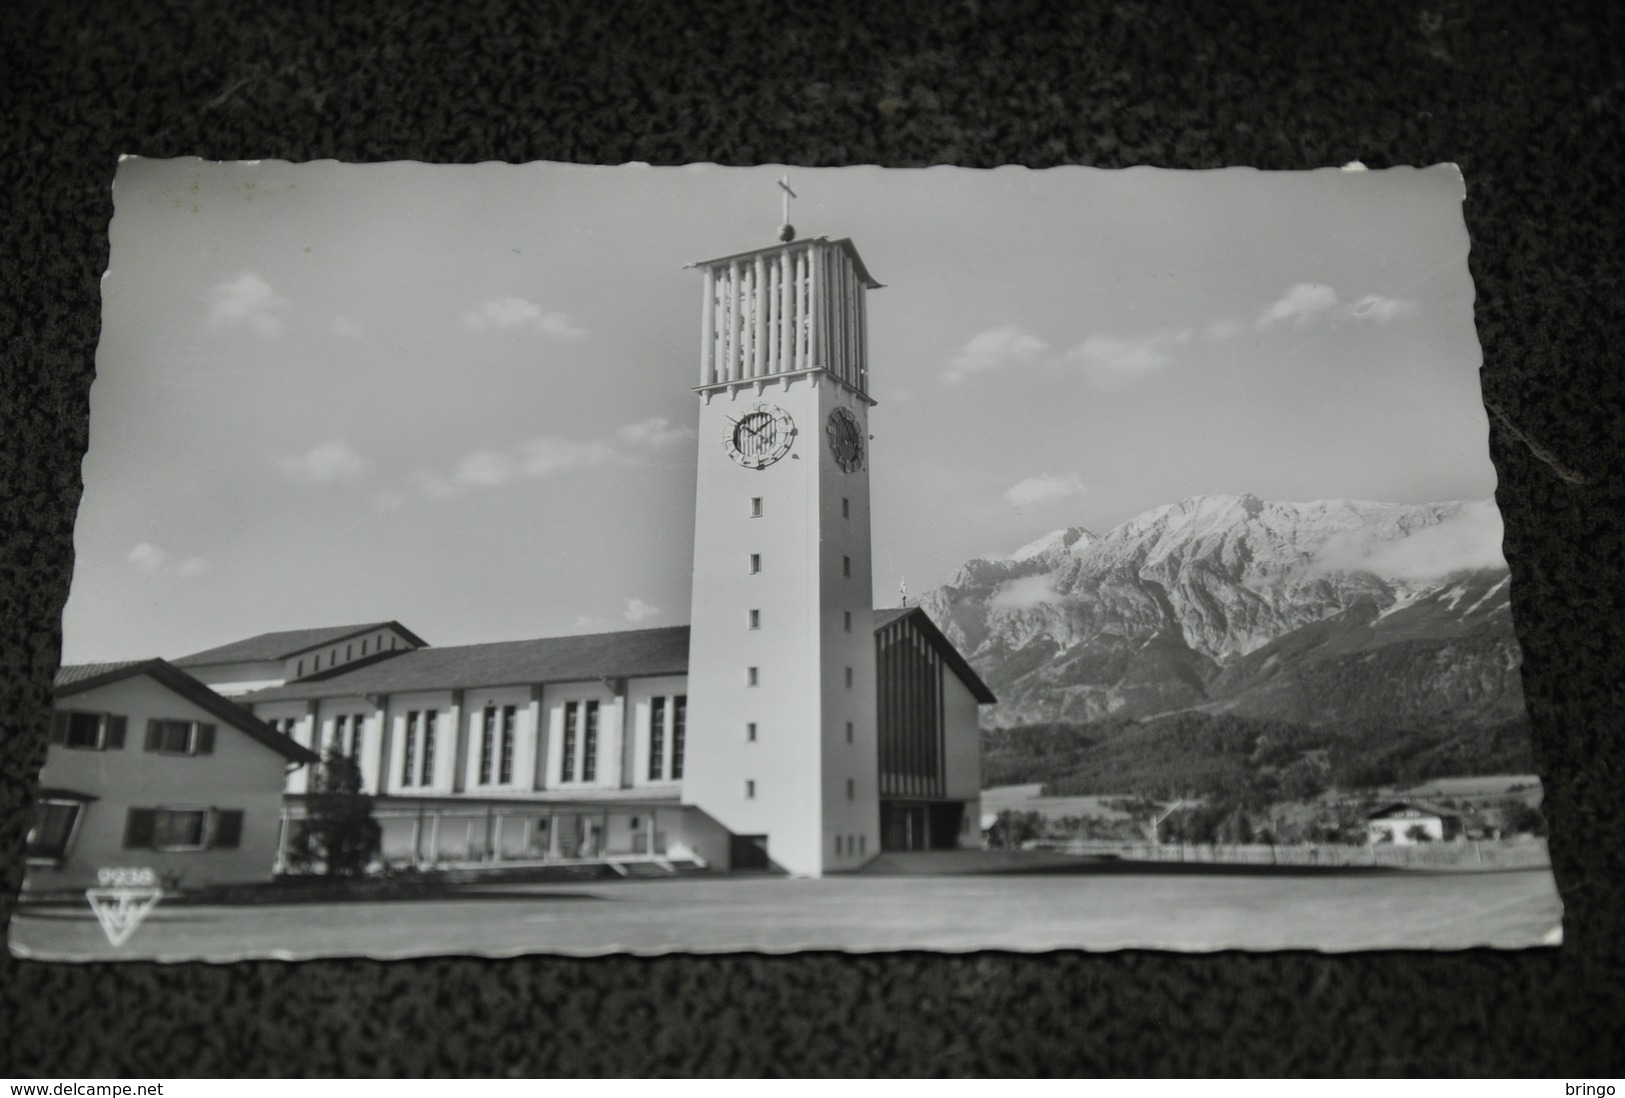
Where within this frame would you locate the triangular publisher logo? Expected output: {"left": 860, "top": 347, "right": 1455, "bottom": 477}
{"left": 84, "top": 887, "right": 163, "bottom": 947}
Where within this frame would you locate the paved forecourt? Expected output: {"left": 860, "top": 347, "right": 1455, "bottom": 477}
{"left": 9, "top": 866, "right": 1562, "bottom": 961}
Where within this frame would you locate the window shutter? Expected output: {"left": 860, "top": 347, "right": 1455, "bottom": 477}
{"left": 195, "top": 723, "right": 217, "bottom": 755}
{"left": 49, "top": 712, "right": 70, "bottom": 745}
{"left": 123, "top": 808, "right": 156, "bottom": 849}
{"left": 212, "top": 809, "right": 244, "bottom": 849}
{"left": 105, "top": 715, "right": 127, "bottom": 750}
{"left": 144, "top": 719, "right": 162, "bottom": 751}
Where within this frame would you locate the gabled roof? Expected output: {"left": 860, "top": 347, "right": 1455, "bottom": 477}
{"left": 173, "top": 621, "right": 427, "bottom": 667}
{"left": 1368, "top": 799, "right": 1462, "bottom": 821}
{"left": 875, "top": 606, "right": 998, "bottom": 704}
{"left": 238, "top": 610, "right": 997, "bottom": 706}
{"left": 243, "top": 626, "right": 693, "bottom": 702}
{"left": 54, "top": 659, "right": 319, "bottom": 764}
{"left": 688, "top": 236, "right": 883, "bottom": 289}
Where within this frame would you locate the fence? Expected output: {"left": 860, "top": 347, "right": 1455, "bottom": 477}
{"left": 1047, "top": 838, "right": 1550, "bottom": 870}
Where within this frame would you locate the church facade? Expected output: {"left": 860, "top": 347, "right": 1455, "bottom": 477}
{"left": 200, "top": 233, "right": 992, "bottom": 878}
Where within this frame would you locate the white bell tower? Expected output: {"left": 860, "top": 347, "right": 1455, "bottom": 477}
{"left": 681, "top": 228, "right": 883, "bottom": 877}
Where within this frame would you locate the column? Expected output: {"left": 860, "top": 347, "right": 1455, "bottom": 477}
{"left": 701, "top": 266, "right": 716, "bottom": 384}
{"left": 725, "top": 262, "right": 741, "bottom": 382}
{"left": 529, "top": 685, "right": 547, "bottom": 790}
{"left": 448, "top": 690, "right": 466, "bottom": 793}
{"left": 371, "top": 699, "right": 391, "bottom": 796}
{"left": 753, "top": 255, "right": 769, "bottom": 378}
{"left": 808, "top": 245, "right": 822, "bottom": 371}
{"left": 778, "top": 250, "right": 792, "bottom": 372}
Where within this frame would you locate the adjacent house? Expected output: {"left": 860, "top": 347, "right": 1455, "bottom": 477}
{"left": 1367, "top": 799, "right": 1463, "bottom": 845}
{"left": 25, "top": 660, "right": 320, "bottom": 894}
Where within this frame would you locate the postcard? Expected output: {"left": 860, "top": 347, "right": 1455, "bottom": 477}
{"left": 11, "top": 158, "right": 1562, "bottom": 960}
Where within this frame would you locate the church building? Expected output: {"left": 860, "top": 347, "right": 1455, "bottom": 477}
{"left": 182, "top": 231, "right": 994, "bottom": 879}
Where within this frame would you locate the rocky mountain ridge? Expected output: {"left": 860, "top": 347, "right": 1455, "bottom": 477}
{"left": 917, "top": 494, "right": 1524, "bottom": 728}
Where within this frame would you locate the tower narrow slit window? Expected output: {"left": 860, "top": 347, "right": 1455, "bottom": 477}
{"left": 748, "top": 609, "right": 761, "bottom": 630}
{"left": 747, "top": 666, "right": 759, "bottom": 687}
{"left": 745, "top": 780, "right": 755, "bottom": 799}
{"left": 842, "top": 497, "right": 850, "bottom": 519}
{"left": 749, "top": 496, "right": 763, "bottom": 517}
{"left": 747, "top": 721, "right": 757, "bottom": 742}
{"left": 844, "top": 610, "right": 852, "bottom": 633}
{"left": 749, "top": 553, "right": 761, "bottom": 574}
{"left": 843, "top": 555, "right": 851, "bottom": 577}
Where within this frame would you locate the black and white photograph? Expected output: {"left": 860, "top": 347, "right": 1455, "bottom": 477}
{"left": 12, "top": 156, "right": 1563, "bottom": 960}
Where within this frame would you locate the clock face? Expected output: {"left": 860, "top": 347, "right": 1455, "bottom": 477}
{"left": 724, "top": 402, "right": 796, "bottom": 468}
{"left": 826, "top": 407, "right": 865, "bottom": 472}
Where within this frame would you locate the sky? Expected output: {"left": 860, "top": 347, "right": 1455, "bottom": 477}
{"left": 62, "top": 158, "right": 1497, "bottom": 662}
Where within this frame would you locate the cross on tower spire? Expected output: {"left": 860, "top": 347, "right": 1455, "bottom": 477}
{"left": 777, "top": 175, "right": 797, "bottom": 243}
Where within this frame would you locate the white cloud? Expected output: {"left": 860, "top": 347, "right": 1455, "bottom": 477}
{"left": 1349, "top": 294, "right": 1417, "bottom": 323}
{"left": 946, "top": 325, "right": 1049, "bottom": 383}
{"left": 175, "top": 557, "right": 210, "bottom": 578}
{"left": 462, "top": 297, "right": 589, "bottom": 340}
{"left": 331, "top": 315, "right": 365, "bottom": 337}
{"left": 370, "top": 490, "right": 411, "bottom": 512}
{"left": 1003, "top": 473, "right": 1087, "bottom": 508}
{"left": 279, "top": 441, "right": 368, "bottom": 483}
{"left": 207, "top": 272, "right": 287, "bottom": 336}
{"left": 520, "top": 437, "right": 622, "bottom": 478}
{"left": 1064, "top": 329, "right": 1190, "bottom": 387}
{"left": 1203, "top": 318, "right": 1244, "bottom": 342}
{"left": 126, "top": 542, "right": 209, "bottom": 579}
{"left": 1256, "top": 283, "right": 1339, "bottom": 330}
{"left": 126, "top": 542, "right": 169, "bottom": 572}
{"left": 1310, "top": 500, "right": 1507, "bottom": 581}
{"left": 991, "top": 573, "right": 1060, "bottom": 611}
{"left": 623, "top": 598, "right": 660, "bottom": 623}
{"left": 616, "top": 417, "right": 694, "bottom": 447}
{"left": 453, "top": 449, "right": 518, "bottom": 488}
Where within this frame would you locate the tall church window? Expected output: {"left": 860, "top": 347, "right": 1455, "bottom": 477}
{"left": 479, "top": 707, "right": 497, "bottom": 785}
{"left": 421, "top": 711, "right": 437, "bottom": 786}
{"left": 582, "top": 701, "right": 600, "bottom": 782}
{"left": 401, "top": 711, "right": 418, "bottom": 787}
{"left": 672, "top": 696, "right": 687, "bottom": 779}
{"left": 649, "top": 696, "right": 666, "bottom": 780}
{"left": 499, "top": 706, "right": 516, "bottom": 785}
{"left": 561, "top": 702, "right": 578, "bottom": 783}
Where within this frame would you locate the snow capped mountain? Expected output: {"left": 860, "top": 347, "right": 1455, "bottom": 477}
{"left": 916, "top": 495, "right": 1523, "bottom": 728}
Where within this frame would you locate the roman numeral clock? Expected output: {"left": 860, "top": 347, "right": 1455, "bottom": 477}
{"left": 681, "top": 223, "right": 884, "bottom": 879}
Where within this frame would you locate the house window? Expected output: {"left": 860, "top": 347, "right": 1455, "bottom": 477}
{"left": 859, "top": 835, "right": 866, "bottom": 855}
{"left": 143, "top": 719, "right": 216, "bottom": 756}
{"left": 124, "top": 807, "right": 243, "bottom": 851}
{"left": 582, "top": 701, "right": 599, "bottom": 783}
{"left": 836, "top": 834, "right": 844, "bottom": 856}
{"left": 479, "top": 707, "right": 497, "bottom": 785}
{"left": 749, "top": 553, "right": 761, "bottom": 574}
{"left": 649, "top": 696, "right": 666, "bottom": 780}
{"left": 842, "top": 497, "right": 850, "bottom": 518}
{"left": 310, "top": 720, "right": 324, "bottom": 758}
{"left": 296, "top": 659, "right": 304, "bottom": 677}
{"left": 749, "top": 496, "right": 762, "bottom": 517}
{"left": 562, "top": 702, "right": 579, "bottom": 782}
{"left": 421, "top": 711, "right": 437, "bottom": 786}
{"left": 313, "top": 655, "right": 321, "bottom": 672}
{"left": 747, "top": 667, "right": 759, "bottom": 686}
{"left": 26, "top": 799, "right": 84, "bottom": 863}
{"left": 672, "top": 696, "right": 687, "bottom": 780}
{"left": 348, "top": 716, "right": 364, "bottom": 759}
{"left": 51, "top": 710, "right": 127, "bottom": 751}
{"left": 402, "top": 711, "right": 419, "bottom": 787}
{"left": 844, "top": 610, "right": 852, "bottom": 633}
{"left": 747, "top": 721, "right": 757, "bottom": 742}
{"left": 331, "top": 649, "right": 339, "bottom": 666}
{"left": 499, "top": 706, "right": 517, "bottom": 785}
{"left": 745, "top": 780, "right": 755, "bottom": 799}
{"left": 346, "top": 644, "right": 353, "bottom": 661}
{"left": 361, "top": 639, "right": 368, "bottom": 656}
{"left": 843, "top": 555, "right": 851, "bottom": 577}
{"left": 748, "top": 609, "right": 761, "bottom": 630}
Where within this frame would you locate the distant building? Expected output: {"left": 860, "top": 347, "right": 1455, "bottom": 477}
{"left": 173, "top": 622, "right": 427, "bottom": 696}
{"left": 26, "top": 660, "right": 319, "bottom": 893}
{"left": 1367, "top": 799, "right": 1462, "bottom": 845}
{"left": 229, "top": 606, "right": 991, "bottom": 875}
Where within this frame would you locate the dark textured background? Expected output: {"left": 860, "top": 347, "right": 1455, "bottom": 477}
{"left": 3, "top": 0, "right": 1622, "bottom": 1077}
